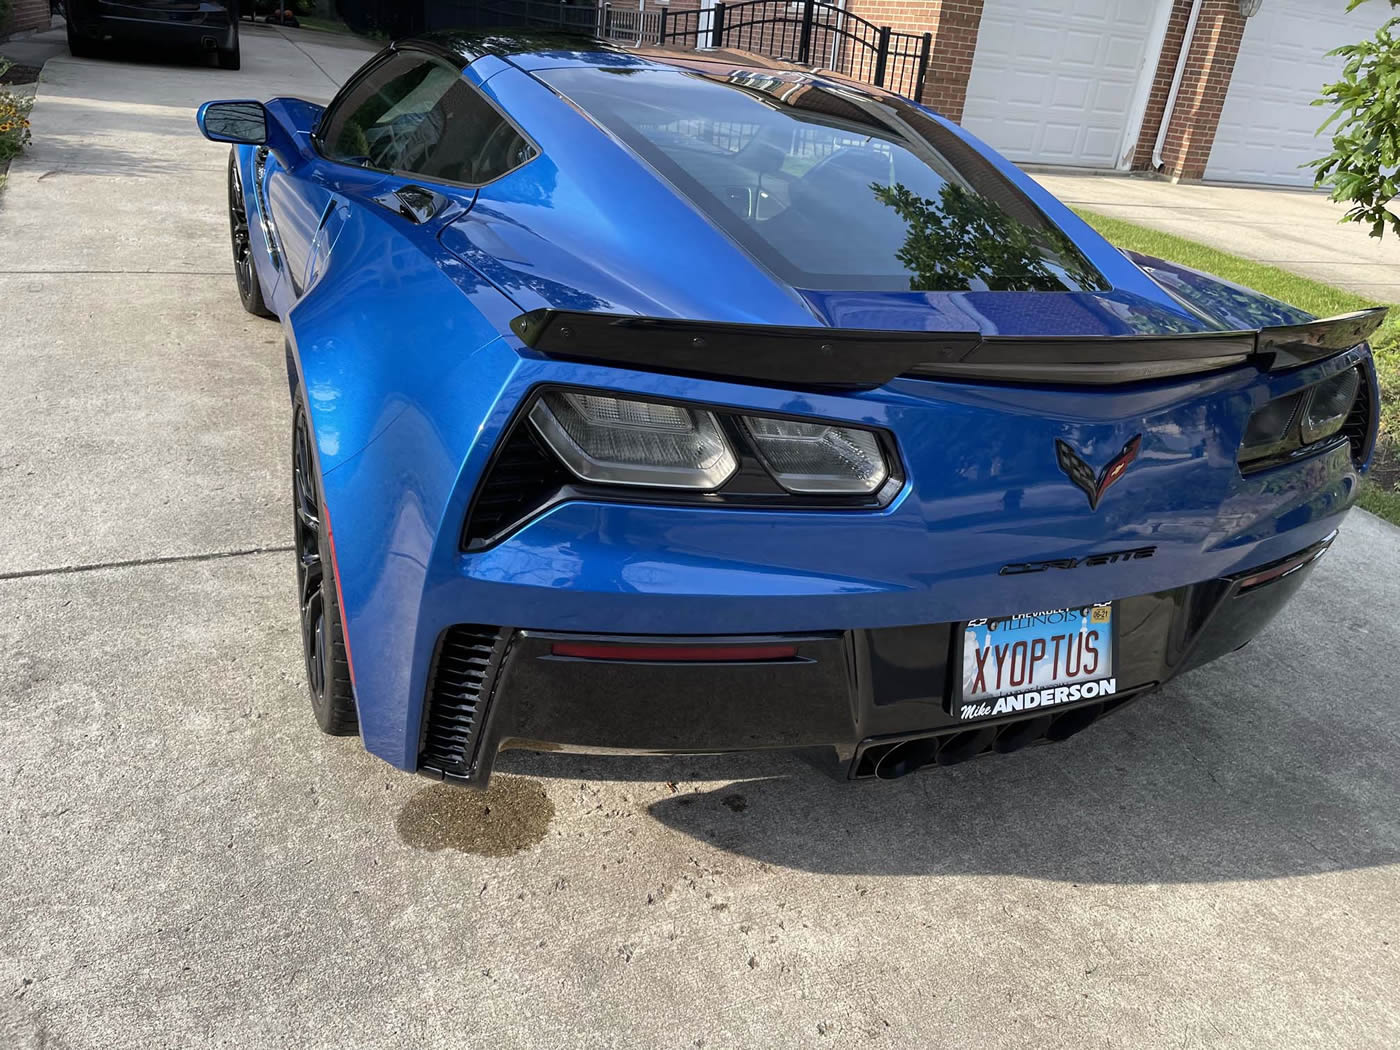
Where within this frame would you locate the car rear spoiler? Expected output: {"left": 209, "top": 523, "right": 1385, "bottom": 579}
{"left": 508, "top": 306, "right": 1388, "bottom": 389}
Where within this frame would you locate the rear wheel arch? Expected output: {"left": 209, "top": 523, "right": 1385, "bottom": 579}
{"left": 227, "top": 148, "right": 275, "bottom": 318}
{"left": 284, "top": 341, "right": 299, "bottom": 401}
{"left": 291, "top": 388, "right": 359, "bottom": 736}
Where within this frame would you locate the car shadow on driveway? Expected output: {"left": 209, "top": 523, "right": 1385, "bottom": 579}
{"left": 495, "top": 658, "right": 1400, "bottom": 883}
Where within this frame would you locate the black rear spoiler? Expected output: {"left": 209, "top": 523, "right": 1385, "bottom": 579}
{"left": 508, "top": 306, "right": 1387, "bottom": 389}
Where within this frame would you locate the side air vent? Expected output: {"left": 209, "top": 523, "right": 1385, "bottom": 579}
{"left": 1342, "top": 369, "right": 1374, "bottom": 464}
{"left": 418, "top": 625, "right": 506, "bottom": 780}
{"left": 252, "top": 147, "right": 280, "bottom": 272}
{"left": 462, "top": 424, "right": 569, "bottom": 551}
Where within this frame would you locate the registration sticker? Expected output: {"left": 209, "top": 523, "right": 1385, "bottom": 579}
{"left": 958, "top": 605, "right": 1117, "bottom": 721}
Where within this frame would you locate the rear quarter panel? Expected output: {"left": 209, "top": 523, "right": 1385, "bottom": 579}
{"left": 283, "top": 191, "right": 522, "bottom": 764}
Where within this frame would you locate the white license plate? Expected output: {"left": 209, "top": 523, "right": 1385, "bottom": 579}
{"left": 958, "top": 604, "right": 1118, "bottom": 721}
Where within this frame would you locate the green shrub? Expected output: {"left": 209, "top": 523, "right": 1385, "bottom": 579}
{"left": 1312, "top": 1, "right": 1400, "bottom": 238}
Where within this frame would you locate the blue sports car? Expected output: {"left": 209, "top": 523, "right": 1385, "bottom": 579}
{"left": 196, "top": 32, "right": 1385, "bottom": 785}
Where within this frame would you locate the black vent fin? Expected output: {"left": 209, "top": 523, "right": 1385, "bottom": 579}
{"left": 418, "top": 625, "right": 507, "bottom": 779}
{"left": 1342, "top": 366, "right": 1374, "bottom": 465}
{"left": 462, "top": 424, "right": 569, "bottom": 551}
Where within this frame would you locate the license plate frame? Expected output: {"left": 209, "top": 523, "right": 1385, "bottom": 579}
{"left": 953, "top": 603, "right": 1120, "bottom": 722}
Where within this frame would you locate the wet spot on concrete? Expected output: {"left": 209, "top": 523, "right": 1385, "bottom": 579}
{"left": 395, "top": 777, "right": 554, "bottom": 857}
{"left": 721, "top": 793, "right": 748, "bottom": 813}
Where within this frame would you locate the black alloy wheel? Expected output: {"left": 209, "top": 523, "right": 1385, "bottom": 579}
{"left": 293, "top": 397, "right": 359, "bottom": 736}
{"left": 227, "top": 150, "right": 273, "bottom": 318}
{"left": 66, "top": 18, "right": 98, "bottom": 58}
{"left": 217, "top": 24, "right": 241, "bottom": 70}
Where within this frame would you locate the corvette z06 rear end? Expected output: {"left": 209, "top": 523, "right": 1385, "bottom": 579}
{"left": 195, "top": 32, "right": 1385, "bottom": 787}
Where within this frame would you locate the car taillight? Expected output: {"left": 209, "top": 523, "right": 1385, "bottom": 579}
{"left": 529, "top": 391, "right": 738, "bottom": 490}
{"left": 1299, "top": 368, "right": 1360, "bottom": 445}
{"left": 1238, "top": 366, "right": 1365, "bottom": 472}
{"left": 528, "top": 390, "right": 894, "bottom": 496}
{"left": 740, "top": 416, "right": 889, "bottom": 494}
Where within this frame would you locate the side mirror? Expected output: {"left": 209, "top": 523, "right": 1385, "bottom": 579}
{"left": 196, "top": 100, "right": 267, "bottom": 145}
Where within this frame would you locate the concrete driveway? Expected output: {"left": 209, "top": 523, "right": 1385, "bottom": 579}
{"left": 3, "top": 26, "right": 1400, "bottom": 1050}
{"left": 1035, "top": 171, "right": 1400, "bottom": 303}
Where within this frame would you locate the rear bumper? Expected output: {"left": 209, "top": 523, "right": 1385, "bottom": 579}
{"left": 416, "top": 534, "right": 1332, "bottom": 787}
{"left": 71, "top": 5, "right": 236, "bottom": 48}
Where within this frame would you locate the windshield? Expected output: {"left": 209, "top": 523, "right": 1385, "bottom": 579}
{"left": 539, "top": 66, "right": 1109, "bottom": 294}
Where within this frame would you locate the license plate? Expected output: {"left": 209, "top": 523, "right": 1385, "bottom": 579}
{"left": 957, "top": 604, "right": 1118, "bottom": 721}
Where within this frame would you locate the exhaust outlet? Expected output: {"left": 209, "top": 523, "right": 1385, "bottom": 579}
{"left": 849, "top": 689, "right": 1149, "bottom": 779}
{"left": 873, "top": 738, "right": 937, "bottom": 779}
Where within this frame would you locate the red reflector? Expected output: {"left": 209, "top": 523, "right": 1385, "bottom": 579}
{"left": 550, "top": 642, "right": 799, "bottom": 662}
{"left": 1236, "top": 547, "right": 1328, "bottom": 592}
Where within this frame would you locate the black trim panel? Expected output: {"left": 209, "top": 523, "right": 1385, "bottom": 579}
{"left": 510, "top": 307, "right": 1389, "bottom": 389}
{"left": 1256, "top": 308, "right": 1389, "bottom": 370}
{"left": 510, "top": 309, "right": 978, "bottom": 389}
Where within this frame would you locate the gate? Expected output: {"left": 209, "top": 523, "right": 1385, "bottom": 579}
{"left": 405, "top": 0, "right": 932, "bottom": 101}
{"left": 657, "top": 0, "right": 931, "bottom": 100}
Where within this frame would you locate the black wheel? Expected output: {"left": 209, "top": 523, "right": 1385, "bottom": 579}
{"left": 66, "top": 20, "right": 97, "bottom": 58}
{"left": 227, "top": 150, "right": 273, "bottom": 318}
{"left": 293, "top": 396, "right": 359, "bottom": 736}
{"left": 217, "top": 20, "right": 241, "bottom": 69}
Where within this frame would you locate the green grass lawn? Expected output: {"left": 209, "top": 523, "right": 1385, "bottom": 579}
{"left": 1075, "top": 208, "right": 1400, "bottom": 525}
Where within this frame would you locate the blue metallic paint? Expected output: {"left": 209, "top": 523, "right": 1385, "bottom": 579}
{"left": 201, "top": 46, "right": 1379, "bottom": 774}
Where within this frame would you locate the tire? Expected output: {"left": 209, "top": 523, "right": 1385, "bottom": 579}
{"left": 293, "top": 394, "right": 359, "bottom": 737}
{"left": 217, "top": 20, "right": 241, "bottom": 69}
{"left": 226, "top": 150, "right": 274, "bottom": 318}
{"left": 66, "top": 20, "right": 97, "bottom": 58}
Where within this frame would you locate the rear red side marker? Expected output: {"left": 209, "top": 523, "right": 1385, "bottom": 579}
{"left": 322, "top": 505, "right": 357, "bottom": 689}
{"left": 550, "top": 642, "right": 799, "bottom": 663}
{"left": 1235, "top": 544, "right": 1331, "bottom": 593}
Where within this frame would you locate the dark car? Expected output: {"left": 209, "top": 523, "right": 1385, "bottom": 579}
{"left": 67, "top": 1, "right": 241, "bottom": 69}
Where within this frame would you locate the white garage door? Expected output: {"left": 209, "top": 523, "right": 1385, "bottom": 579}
{"left": 961, "top": 0, "right": 1161, "bottom": 167}
{"left": 1206, "top": 0, "right": 1393, "bottom": 185}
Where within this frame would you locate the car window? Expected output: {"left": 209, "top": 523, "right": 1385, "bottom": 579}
{"left": 319, "top": 50, "right": 536, "bottom": 186}
{"left": 538, "top": 67, "right": 1108, "bottom": 294}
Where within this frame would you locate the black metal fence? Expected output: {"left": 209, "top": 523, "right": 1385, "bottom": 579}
{"left": 658, "top": 0, "right": 930, "bottom": 100}
{"left": 335, "top": 0, "right": 931, "bottom": 101}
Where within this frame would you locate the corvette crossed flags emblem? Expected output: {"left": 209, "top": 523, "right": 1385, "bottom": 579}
{"left": 1054, "top": 435, "right": 1143, "bottom": 511}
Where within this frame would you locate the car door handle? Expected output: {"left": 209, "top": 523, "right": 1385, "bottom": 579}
{"left": 372, "top": 184, "right": 459, "bottom": 225}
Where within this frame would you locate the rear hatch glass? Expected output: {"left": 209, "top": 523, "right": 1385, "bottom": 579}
{"left": 538, "top": 66, "right": 1108, "bottom": 295}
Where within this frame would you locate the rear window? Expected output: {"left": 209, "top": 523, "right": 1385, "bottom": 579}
{"left": 539, "top": 67, "right": 1107, "bottom": 294}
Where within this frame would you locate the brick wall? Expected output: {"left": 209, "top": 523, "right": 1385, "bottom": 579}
{"left": 842, "top": 0, "right": 983, "bottom": 119}
{"left": 2, "top": 0, "right": 50, "bottom": 37}
{"left": 641, "top": 0, "right": 1249, "bottom": 176}
{"left": 1130, "top": 0, "right": 1195, "bottom": 169}
{"left": 1131, "top": 0, "right": 1248, "bottom": 180}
